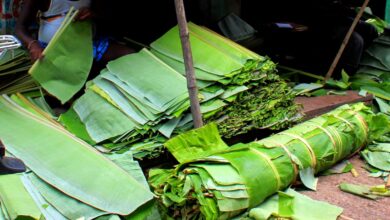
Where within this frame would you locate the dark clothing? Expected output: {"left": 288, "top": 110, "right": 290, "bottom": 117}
{"left": 329, "top": 18, "right": 378, "bottom": 73}
{"left": 241, "top": 0, "right": 378, "bottom": 76}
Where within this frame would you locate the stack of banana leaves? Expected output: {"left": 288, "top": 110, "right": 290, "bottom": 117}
{"left": 148, "top": 103, "right": 390, "bottom": 219}
{"left": 0, "top": 94, "right": 158, "bottom": 219}
{"left": 0, "top": 48, "right": 37, "bottom": 94}
{"left": 61, "top": 22, "right": 299, "bottom": 159}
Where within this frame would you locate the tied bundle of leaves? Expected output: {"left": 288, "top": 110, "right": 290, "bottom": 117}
{"left": 0, "top": 48, "right": 38, "bottom": 94}
{"left": 149, "top": 103, "right": 389, "bottom": 219}
{"left": 61, "top": 22, "right": 299, "bottom": 159}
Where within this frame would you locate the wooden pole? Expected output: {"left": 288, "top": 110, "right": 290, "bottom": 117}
{"left": 174, "top": 0, "right": 204, "bottom": 128}
{"left": 324, "top": 0, "right": 370, "bottom": 82}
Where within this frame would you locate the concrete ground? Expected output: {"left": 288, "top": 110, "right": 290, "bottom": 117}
{"left": 300, "top": 155, "right": 389, "bottom": 220}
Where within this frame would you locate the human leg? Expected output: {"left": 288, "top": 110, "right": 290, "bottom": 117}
{"left": 341, "top": 32, "right": 364, "bottom": 75}
{"left": 100, "top": 41, "right": 136, "bottom": 63}
{"left": 89, "top": 38, "right": 136, "bottom": 79}
{"left": 354, "top": 20, "right": 378, "bottom": 49}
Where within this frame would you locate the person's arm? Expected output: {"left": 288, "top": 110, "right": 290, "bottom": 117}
{"left": 15, "top": 0, "right": 44, "bottom": 62}
{"left": 75, "top": 7, "right": 95, "bottom": 21}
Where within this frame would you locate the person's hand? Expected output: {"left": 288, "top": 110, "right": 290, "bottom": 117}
{"left": 27, "top": 40, "right": 44, "bottom": 62}
{"left": 75, "top": 7, "right": 94, "bottom": 21}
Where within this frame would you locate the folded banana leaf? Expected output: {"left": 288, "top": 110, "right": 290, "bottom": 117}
{"left": 249, "top": 188, "right": 343, "bottom": 220}
{"left": 0, "top": 95, "right": 154, "bottom": 215}
{"left": 73, "top": 90, "right": 138, "bottom": 143}
{"left": 21, "top": 152, "right": 153, "bottom": 220}
{"left": 21, "top": 174, "right": 69, "bottom": 220}
{"left": 29, "top": 9, "right": 93, "bottom": 104}
{"left": 0, "top": 174, "right": 42, "bottom": 220}
{"left": 366, "top": 43, "right": 390, "bottom": 70}
{"left": 149, "top": 103, "right": 389, "bottom": 219}
{"left": 151, "top": 24, "right": 243, "bottom": 77}
{"left": 27, "top": 173, "right": 106, "bottom": 220}
{"left": 360, "top": 142, "right": 390, "bottom": 171}
{"left": 106, "top": 49, "right": 189, "bottom": 112}
{"left": 339, "top": 183, "right": 390, "bottom": 200}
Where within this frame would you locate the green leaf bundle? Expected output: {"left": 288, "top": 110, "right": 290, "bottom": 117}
{"left": 149, "top": 103, "right": 387, "bottom": 219}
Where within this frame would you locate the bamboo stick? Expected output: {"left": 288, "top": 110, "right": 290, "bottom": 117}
{"left": 174, "top": 0, "right": 203, "bottom": 128}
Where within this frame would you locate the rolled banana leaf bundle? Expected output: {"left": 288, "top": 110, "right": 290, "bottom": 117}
{"left": 149, "top": 103, "right": 390, "bottom": 219}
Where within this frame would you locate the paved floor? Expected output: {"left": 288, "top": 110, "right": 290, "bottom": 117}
{"left": 300, "top": 155, "right": 389, "bottom": 220}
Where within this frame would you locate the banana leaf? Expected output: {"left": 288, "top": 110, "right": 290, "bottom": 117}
{"left": 73, "top": 90, "right": 137, "bottom": 143}
{"left": 360, "top": 54, "right": 389, "bottom": 71}
{"left": 0, "top": 49, "right": 30, "bottom": 73}
{"left": 21, "top": 175, "right": 68, "bottom": 220}
{"left": 92, "top": 75, "right": 149, "bottom": 125}
{"left": 200, "top": 86, "right": 225, "bottom": 102}
{"left": 58, "top": 108, "right": 95, "bottom": 145}
{"left": 21, "top": 152, "right": 150, "bottom": 220}
{"left": 366, "top": 43, "right": 390, "bottom": 70}
{"left": 0, "top": 174, "right": 42, "bottom": 220}
{"left": 375, "top": 97, "right": 390, "bottom": 114}
{"left": 219, "top": 85, "right": 248, "bottom": 100}
{"left": 361, "top": 86, "right": 390, "bottom": 101}
{"left": 293, "top": 83, "right": 323, "bottom": 95}
{"left": 339, "top": 183, "right": 390, "bottom": 200}
{"left": 0, "top": 95, "right": 154, "bottom": 215}
{"left": 28, "top": 173, "right": 106, "bottom": 220}
{"left": 151, "top": 24, "right": 243, "bottom": 76}
{"left": 106, "top": 49, "right": 188, "bottom": 112}
{"left": 29, "top": 9, "right": 93, "bottom": 104}
{"left": 158, "top": 117, "right": 182, "bottom": 138}
{"left": 0, "top": 49, "right": 37, "bottom": 95}
{"left": 152, "top": 50, "right": 225, "bottom": 82}
{"left": 149, "top": 103, "right": 387, "bottom": 219}
{"left": 360, "top": 143, "right": 390, "bottom": 171}
{"left": 165, "top": 123, "right": 228, "bottom": 163}
{"left": 249, "top": 188, "right": 343, "bottom": 220}
{"left": 0, "top": 75, "right": 38, "bottom": 95}
{"left": 187, "top": 23, "right": 261, "bottom": 61}
{"left": 320, "top": 160, "right": 353, "bottom": 176}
